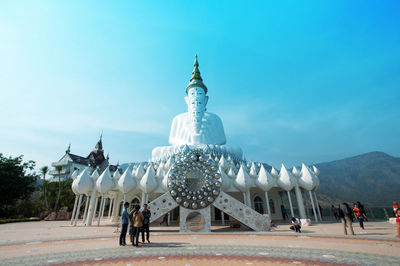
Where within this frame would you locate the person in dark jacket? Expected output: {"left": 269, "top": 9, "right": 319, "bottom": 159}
{"left": 338, "top": 203, "right": 355, "bottom": 235}
{"left": 141, "top": 204, "right": 151, "bottom": 243}
{"left": 119, "top": 202, "right": 130, "bottom": 246}
{"left": 280, "top": 205, "right": 288, "bottom": 221}
{"left": 289, "top": 217, "right": 301, "bottom": 233}
{"left": 331, "top": 205, "right": 339, "bottom": 220}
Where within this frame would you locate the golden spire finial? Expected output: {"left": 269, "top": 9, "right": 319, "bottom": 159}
{"left": 187, "top": 55, "right": 207, "bottom": 93}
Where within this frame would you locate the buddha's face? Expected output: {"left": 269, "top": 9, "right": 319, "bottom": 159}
{"left": 185, "top": 87, "right": 208, "bottom": 122}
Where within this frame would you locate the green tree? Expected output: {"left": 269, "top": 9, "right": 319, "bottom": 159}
{"left": 0, "top": 153, "right": 38, "bottom": 218}
{"left": 53, "top": 165, "right": 63, "bottom": 211}
{"left": 40, "top": 166, "right": 49, "bottom": 210}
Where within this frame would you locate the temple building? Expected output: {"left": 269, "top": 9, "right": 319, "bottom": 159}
{"left": 68, "top": 56, "right": 322, "bottom": 231}
{"left": 51, "top": 136, "right": 120, "bottom": 180}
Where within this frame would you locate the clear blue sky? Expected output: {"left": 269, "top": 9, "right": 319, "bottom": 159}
{"left": 1, "top": 1, "right": 399, "bottom": 169}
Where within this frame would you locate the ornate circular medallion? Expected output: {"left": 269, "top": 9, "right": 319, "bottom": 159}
{"left": 168, "top": 150, "right": 221, "bottom": 209}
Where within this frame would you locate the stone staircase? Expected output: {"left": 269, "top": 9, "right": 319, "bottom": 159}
{"left": 148, "top": 192, "right": 178, "bottom": 223}
{"left": 213, "top": 191, "right": 270, "bottom": 231}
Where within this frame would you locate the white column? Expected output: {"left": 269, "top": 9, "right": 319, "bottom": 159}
{"left": 86, "top": 189, "right": 97, "bottom": 226}
{"left": 221, "top": 210, "right": 225, "bottom": 225}
{"left": 94, "top": 197, "right": 99, "bottom": 218}
{"left": 242, "top": 192, "right": 247, "bottom": 205}
{"left": 97, "top": 195, "right": 104, "bottom": 226}
{"left": 287, "top": 191, "right": 294, "bottom": 217}
{"left": 314, "top": 191, "right": 322, "bottom": 221}
{"left": 108, "top": 198, "right": 113, "bottom": 217}
{"left": 73, "top": 194, "right": 83, "bottom": 226}
{"left": 265, "top": 191, "right": 271, "bottom": 215}
{"left": 246, "top": 191, "right": 251, "bottom": 208}
{"left": 70, "top": 195, "right": 79, "bottom": 225}
{"left": 82, "top": 195, "right": 90, "bottom": 225}
{"left": 294, "top": 184, "right": 306, "bottom": 220}
{"left": 141, "top": 191, "right": 146, "bottom": 208}
{"left": 100, "top": 198, "right": 107, "bottom": 220}
{"left": 121, "top": 193, "right": 127, "bottom": 214}
{"left": 309, "top": 190, "right": 318, "bottom": 222}
{"left": 168, "top": 211, "right": 171, "bottom": 225}
{"left": 111, "top": 193, "right": 122, "bottom": 223}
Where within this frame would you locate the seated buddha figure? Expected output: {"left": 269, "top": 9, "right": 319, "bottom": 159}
{"left": 152, "top": 56, "right": 241, "bottom": 160}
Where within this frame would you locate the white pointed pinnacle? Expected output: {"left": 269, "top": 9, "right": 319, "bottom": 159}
{"left": 161, "top": 168, "right": 171, "bottom": 191}
{"left": 135, "top": 163, "right": 145, "bottom": 180}
{"left": 298, "top": 163, "right": 317, "bottom": 191}
{"left": 140, "top": 163, "right": 157, "bottom": 193}
{"left": 75, "top": 167, "right": 94, "bottom": 195}
{"left": 219, "top": 166, "right": 231, "bottom": 191}
{"left": 219, "top": 155, "right": 229, "bottom": 171}
{"left": 91, "top": 168, "right": 100, "bottom": 181}
{"left": 96, "top": 167, "right": 115, "bottom": 194}
{"left": 249, "top": 162, "right": 258, "bottom": 177}
{"left": 270, "top": 167, "right": 279, "bottom": 178}
{"left": 312, "top": 165, "right": 320, "bottom": 176}
{"left": 113, "top": 168, "right": 121, "bottom": 181}
{"left": 234, "top": 164, "right": 252, "bottom": 192}
{"left": 71, "top": 169, "right": 80, "bottom": 180}
{"left": 227, "top": 165, "right": 236, "bottom": 179}
{"left": 256, "top": 165, "right": 275, "bottom": 192}
{"left": 118, "top": 167, "right": 136, "bottom": 194}
{"left": 156, "top": 163, "right": 164, "bottom": 177}
{"left": 292, "top": 166, "right": 300, "bottom": 177}
{"left": 277, "top": 164, "right": 296, "bottom": 192}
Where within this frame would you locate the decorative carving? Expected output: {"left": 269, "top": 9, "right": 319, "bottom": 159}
{"left": 168, "top": 150, "right": 221, "bottom": 210}
{"left": 213, "top": 191, "right": 270, "bottom": 232}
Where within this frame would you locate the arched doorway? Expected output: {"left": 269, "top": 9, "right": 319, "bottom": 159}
{"left": 130, "top": 198, "right": 140, "bottom": 211}
{"left": 269, "top": 198, "right": 276, "bottom": 214}
{"left": 254, "top": 196, "right": 264, "bottom": 214}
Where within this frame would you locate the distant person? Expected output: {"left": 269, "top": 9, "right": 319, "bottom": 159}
{"left": 395, "top": 209, "right": 400, "bottom": 238}
{"left": 357, "top": 201, "right": 367, "bottom": 221}
{"left": 353, "top": 203, "right": 365, "bottom": 230}
{"left": 280, "top": 205, "right": 288, "bottom": 221}
{"left": 160, "top": 213, "right": 169, "bottom": 226}
{"left": 119, "top": 202, "right": 130, "bottom": 246}
{"left": 141, "top": 204, "right": 151, "bottom": 243}
{"left": 289, "top": 217, "right": 301, "bottom": 233}
{"left": 131, "top": 205, "right": 144, "bottom": 247}
{"left": 393, "top": 201, "right": 400, "bottom": 217}
{"left": 338, "top": 203, "right": 355, "bottom": 235}
{"left": 270, "top": 221, "right": 278, "bottom": 231}
{"left": 331, "top": 205, "right": 339, "bottom": 220}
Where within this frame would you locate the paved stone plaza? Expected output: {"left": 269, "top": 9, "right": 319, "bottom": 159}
{"left": 0, "top": 220, "right": 399, "bottom": 265}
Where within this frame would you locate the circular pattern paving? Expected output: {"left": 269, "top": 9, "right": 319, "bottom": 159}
{"left": 2, "top": 244, "right": 398, "bottom": 265}
{"left": 168, "top": 150, "right": 221, "bottom": 210}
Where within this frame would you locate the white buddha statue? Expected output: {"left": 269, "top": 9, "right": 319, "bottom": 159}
{"left": 152, "top": 56, "right": 241, "bottom": 161}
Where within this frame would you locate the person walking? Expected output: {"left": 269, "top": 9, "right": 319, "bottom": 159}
{"left": 395, "top": 208, "right": 400, "bottom": 238}
{"left": 331, "top": 205, "right": 339, "bottom": 220}
{"left": 160, "top": 213, "right": 168, "bottom": 226}
{"left": 338, "top": 203, "right": 355, "bottom": 235}
{"left": 280, "top": 205, "right": 288, "bottom": 221}
{"left": 393, "top": 201, "right": 400, "bottom": 217}
{"left": 119, "top": 202, "right": 130, "bottom": 246}
{"left": 141, "top": 204, "right": 151, "bottom": 243}
{"left": 353, "top": 203, "right": 365, "bottom": 231}
{"left": 357, "top": 201, "right": 367, "bottom": 221}
{"left": 131, "top": 205, "right": 144, "bottom": 247}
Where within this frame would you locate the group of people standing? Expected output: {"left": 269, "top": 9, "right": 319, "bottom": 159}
{"left": 331, "top": 201, "right": 367, "bottom": 235}
{"left": 119, "top": 202, "right": 151, "bottom": 247}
